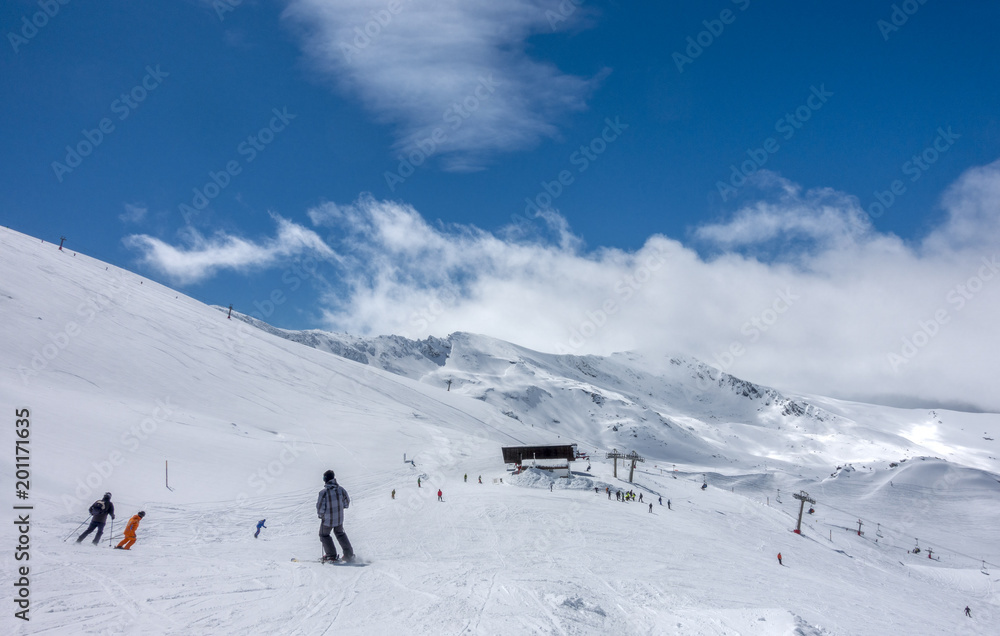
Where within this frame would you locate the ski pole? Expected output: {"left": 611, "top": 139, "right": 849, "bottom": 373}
{"left": 108, "top": 518, "right": 114, "bottom": 547}
{"left": 63, "top": 517, "right": 90, "bottom": 542}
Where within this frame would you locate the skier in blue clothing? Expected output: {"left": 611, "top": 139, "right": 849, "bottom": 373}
{"left": 255, "top": 519, "right": 266, "bottom": 538}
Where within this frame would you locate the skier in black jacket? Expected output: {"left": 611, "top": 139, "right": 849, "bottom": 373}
{"left": 77, "top": 492, "right": 115, "bottom": 544}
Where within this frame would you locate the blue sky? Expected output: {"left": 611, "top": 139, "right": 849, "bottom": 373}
{"left": 3, "top": 1, "right": 1000, "bottom": 410}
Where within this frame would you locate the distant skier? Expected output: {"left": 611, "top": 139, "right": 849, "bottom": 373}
{"left": 255, "top": 519, "right": 266, "bottom": 538}
{"left": 549, "top": 483, "right": 553, "bottom": 492}
{"left": 648, "top": 503, "right": 653, "bottom": 513}
{"left": 115, "top": 511, "right": 145, "bottom": 550}
{"left": 701, "top": 483, "right": 707, "bottom": 490}
{"left": 464, "top": 474, "right": 467, "bottom": 482}
{"left": 478, "top": 475, "right": 482, "bottom": 484}
{"left": 77, "top": 492, "right": 115, "bottom": 544}
{"left": 639, "top": 493, "right": 643, "bottom": 503}
{"left": 317, "top": 470, "right": 354, "bottom": 563}
{"left": 658, "top": 496, "right": 662, "bottom": 506}
{"left": 777, "top": 553, "right": 783, "bottom": 565}
{"left": 667, "top": 499, "right": 671, "bottom": 510}
{"left": 965, "top": 606, "right": 971, "bottom": 617}
{"left": 391, "top": 489, "right": 396, "bottom": 499}
{"left": 437, "top": 489, "right": 443, "bottom": 502}
{"left": 417, "top": 477, "right": 421, "bottom": 488}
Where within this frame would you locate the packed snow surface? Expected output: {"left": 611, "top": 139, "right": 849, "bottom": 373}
{"left": 1, "top": 226, "right": 998, "bottom": 635}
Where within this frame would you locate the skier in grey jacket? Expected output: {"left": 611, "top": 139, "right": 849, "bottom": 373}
{"left": 317, "top": 470, "right": 355, "bottom": 562}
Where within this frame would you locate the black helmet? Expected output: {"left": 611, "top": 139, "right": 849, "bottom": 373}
{"left": 138, "top": 511, "right": 145, "bottom": 518}
{"left": 323, "top": 470, "right": 335, "bottom": 483}
{"left": 103, "top": 492, "right": 112, "bottom": 500}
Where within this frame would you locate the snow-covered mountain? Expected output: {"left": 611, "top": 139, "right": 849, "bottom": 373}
{"left": 227, "top": 312, "right": 999, "bottom": 478}
{"left": 2, "top": 226, "right": 998, "bottom": 635}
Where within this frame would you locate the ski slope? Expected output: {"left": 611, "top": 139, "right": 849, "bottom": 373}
{"left": 1, "top": 226, "right": 998, "bottom": 635}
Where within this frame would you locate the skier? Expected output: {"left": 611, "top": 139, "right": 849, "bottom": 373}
{"left": 437, "top": 489, "right": 443, "bottom": 502}
{"left": 658, "top": 496, "right": 662, "bottom": 506}
{"left": 391, "top": 489, "right": 395, "bottom": 499}
{"left": 464, "top": 474, "right": 467, "bottom": 483}
{"left": 667, "top": 499, "right": 671, "bottom": 510}
{"left": 478, "top": 475, "right": 482, "bottom": 484}
{"left": 648, "top": 503, "right": 653, "bottom": 513}
{"left": 115, "top": 511, "right": 145, "bottom": 550}
{"left": 639, "top": 493, "right": 643, "bottom": 503}
{"left": 965, "top": 606, "right": 971, "bottom": 617}
{"left": 777, "top": 553, "right": 783, "bottom": 565}
{"left": 317, "top": 470, "right": 354, "bottom": 563}
{"left": 701, "top": 483, "right": 707, "bottom": 490}
{"left": 550, "top": 483, "right": 553, "bottom": 492}
{"left": 417, "top": 477, "right": 421, "bottom": 488}
{"left": 77, "top": 492, "right": 115, "bottom": 544}
{"left": 254, "top": 519, "right": 266, "bottom": 538}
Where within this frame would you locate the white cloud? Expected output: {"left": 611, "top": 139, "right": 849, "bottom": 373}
{"left": 120, "top": 203, "right": 148, "bottom": 224}
{"left": 309, "top": 162, "right": 1000, "bottom": 412}
{"left": 124, "top": 214, "right": 338, "bottom": 285}
{"left": 282, "top": 0, "right": 603, "bottom": 170}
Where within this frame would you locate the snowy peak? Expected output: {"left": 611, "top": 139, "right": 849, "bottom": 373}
{"left": 230, "top": 321, "right": 860, "bottom": 470}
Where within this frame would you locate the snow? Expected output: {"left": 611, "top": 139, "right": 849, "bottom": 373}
{"left": 1, "top": 226, "right": 998, "bottom": 635}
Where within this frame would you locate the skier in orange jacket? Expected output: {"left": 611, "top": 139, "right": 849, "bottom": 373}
{"left": 115, "top": 511, "right": 145, "bottom": 550}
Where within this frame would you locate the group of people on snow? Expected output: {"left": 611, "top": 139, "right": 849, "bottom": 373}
{"left": 76, "top": 492, "right": 145, "bottom": 550}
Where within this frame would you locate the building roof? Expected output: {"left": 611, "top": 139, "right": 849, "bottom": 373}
{"left": 501, "top": 444, "right": 576, "bottom": 464}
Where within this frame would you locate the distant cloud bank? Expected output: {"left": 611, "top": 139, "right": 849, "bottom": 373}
{"left": 125, "top": 160, "right": 1000, "bottom": 412}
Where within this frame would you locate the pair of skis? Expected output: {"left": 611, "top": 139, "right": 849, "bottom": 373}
{"left": 291, "top": 557, "right": 368, "bottom": 567}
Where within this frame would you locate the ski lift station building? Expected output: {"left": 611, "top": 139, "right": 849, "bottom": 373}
{"left": 501, "top": 444, "right": 577, "bottom": 477}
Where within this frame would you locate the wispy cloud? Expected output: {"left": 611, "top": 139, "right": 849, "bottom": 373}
{"left": 283, "top": 0, "right": 603, "bottom": 170}
{"left": 125, "top": 214, "right": 338, "bottom": 285}
{"left": 120, "top": 203, "right": 148, "bottom": 224}
{"left": 308, "top": 161, "right": 1000, "bottom": 412}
